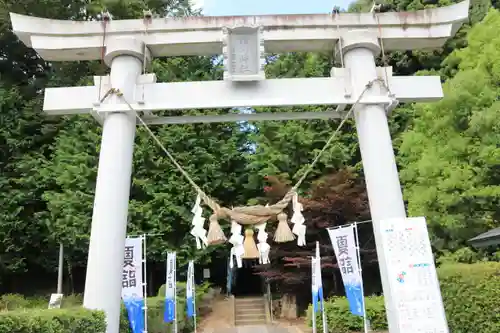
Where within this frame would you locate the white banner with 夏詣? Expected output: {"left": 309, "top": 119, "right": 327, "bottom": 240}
{"left": 164, "top": 252, "right": 177, "bottom": 328}
{"left": 328, "top": 225, "right": 365, "bottom": 317}
{"left": 122, "top": 237, "right": 145, "bottom": 333}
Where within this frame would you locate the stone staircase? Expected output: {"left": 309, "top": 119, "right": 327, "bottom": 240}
{"left": 234, "top": 296, "right": 267, "bottom": 326}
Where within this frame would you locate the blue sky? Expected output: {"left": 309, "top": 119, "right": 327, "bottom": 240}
{"left": 193, "top": 0, "right": 353, "bottom": 16}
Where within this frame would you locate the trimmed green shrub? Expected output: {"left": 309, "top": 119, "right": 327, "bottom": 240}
{"left": 0, "top": 308, "right": 106, "bottom": 333}
{"left": 61, "top": 294, "right": 84, "bottom": 308}
{"left": 0, "top": 294, "right": 33, "bottom": 311}
{"left": 0, "top": 293, "right": 82, "bottom": 311}
{"left": 157, "top": 281, "right": 214, "bottom": 316}
{"left": 120, "top": 296, "right": 194, "bottom": 333}
{"left": 0, "top": 281, "right": 214, "bottom": 333}
{"left": 307, "top": 296, "right": 386, "bottom": 333}
{"left": 438, "top": 262, "right": 500, "bottom": 333}
{"left": 306, "top": 262, "right": 500, "bottom": 333}
{"left": 128, "top": 281, "right": 214, "bottom": 333}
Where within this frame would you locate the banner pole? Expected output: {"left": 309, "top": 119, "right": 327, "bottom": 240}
{"left": 320, "top": 265, "right": 328, "bottom": 333}
{"left": 353, "top": 222, "right": 369, "bottom": 333}
{"left": 174, "top": 255, "right": 178, "bottom": 333}
{"left": 311, "top": 257, "right": 317, "bottom": 333}
{"left": 142, "top": 234, "right": 148, "bottom": 333}
{"left": 192, "top": 262, "right": 197, "bottom": 333}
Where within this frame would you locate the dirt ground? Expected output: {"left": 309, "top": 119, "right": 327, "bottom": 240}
{"left": 273, "top": 318, "right": 312, "bottom": 333}
{"left": 198, "top": 296, "right": 234, "bottom": 333}
{"left": 198, "top": 297, "right": 312, "bottom": 333}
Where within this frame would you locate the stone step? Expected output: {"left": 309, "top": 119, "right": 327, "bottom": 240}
{"left": 234, "top": 296, "right": 267, "bottom": 326}
{"left": 235, "top": 298, "right": 265, "bottom": 304}
{"left": 235, "top": 299, "right": 265, "bottom": 305}
{"left": 213, "top": 326, "right": 293, "bottom": 333}
{"left": 235, "top": 307, "right": 266, "bottom": 315}
{"left": 234, "top": 319, "right": 266, "bottom": 324}
{"left": 235, "top": 303, "right": 264, "bottom": 310}
{"left": 235, "top": 312, "right": 266, "bottom": 319}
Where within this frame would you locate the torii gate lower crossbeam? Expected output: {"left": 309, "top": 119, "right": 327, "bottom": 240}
{"left": 42, "top": 73, "right": 443, "bottom": 118}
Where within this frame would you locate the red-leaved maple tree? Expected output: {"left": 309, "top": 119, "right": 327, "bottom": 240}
{"left": 255, "top": 169, "right": 380, "bottom": 301}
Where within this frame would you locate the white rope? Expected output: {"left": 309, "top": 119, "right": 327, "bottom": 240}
{"left": 103, "top": 79, "right": 380, "bottom": 211}
{"left": 290, "top": 80, "right": 375, "bottom": 191}
{"left": 376, "top": 15, "right": 392, "bottom": 94}
{"left": 332, "top": 11, "right": 345, "bottom": 69}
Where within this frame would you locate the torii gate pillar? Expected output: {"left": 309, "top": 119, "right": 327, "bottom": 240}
{"left": 83, "top": 37, "right": 149, "bottom": 333}
{"left": 341, "top": 31, "right": 406, "bottom": 333}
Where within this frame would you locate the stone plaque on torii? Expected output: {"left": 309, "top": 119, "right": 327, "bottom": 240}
{"left": 10, "top": 2, "right": 469, "bottom": 333}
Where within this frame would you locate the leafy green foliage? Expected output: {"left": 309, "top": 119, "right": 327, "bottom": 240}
{"left": 0, "top": 0, "right": 250, "bottom": 284}
{"left": 307, "top": 262, "right": 500, "bottom": 333}
{"left": 439, "top": 262, "right": 500, "bottom": 333}
{"left": 399, "top": 9, "right": 500, "bottom": 251}
{"left": 0, "top": 0, "right": 499, "bottom": 300}
{"left": 121, "top": 296, "right": 197, "bottom": 333}
{"left": 124, "top": 281, "right": 214, "bottom": 332}
{"left": 307, "top": 296, "right": 387, "bottom": 333}
{"left": 0, "top": 308, "right": 106, "bottom": 333}
{"left": 0, "top": 281, "right": 214, "bottom": 333}
{"left": 248, "top": 53, "right": 361, "bottom": 197}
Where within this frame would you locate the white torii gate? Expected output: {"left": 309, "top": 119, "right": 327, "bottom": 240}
{"left": 10, "top": 2, "right": 468, "bottom": 333}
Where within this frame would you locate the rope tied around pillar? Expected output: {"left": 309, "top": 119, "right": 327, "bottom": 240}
{"left": 99, "top": 78, "right": 385, "bottom": 245}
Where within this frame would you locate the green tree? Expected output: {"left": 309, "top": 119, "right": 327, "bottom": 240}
{"left": 246, "top": 52, "right": 362, "bottom": 198}
{"left": 0, "top": 0, "right": 248, "bottom": 292}
{"left": 348, "top": 0, "right": 496, "bottom": 78}
{"left": 398, "top": 9, "right": 500, "bottom": 251}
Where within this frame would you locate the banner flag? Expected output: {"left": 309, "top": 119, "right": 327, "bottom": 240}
{"left": 311, "top": 242, "right": 324, "bottom": 313}
{"left": 164, "top": 252, "right": 177, "bottom": 323}
{"left": 121, "top": 237, "right": 145, "bottom": 333}
{"left": 328, "top": 225, "right": 365, "bottom": 317}
{"left": 315, "top": 242, "right": 324, "bottom": 312}
{"left": 311, "top": 257, "right": 320, "bottom": 313}
{"left": 186, "top": 260, "right": 195, "bottom": 318}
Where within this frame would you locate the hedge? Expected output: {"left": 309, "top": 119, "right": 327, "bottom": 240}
{"left": 307, "top": 262, "right": 500, "bottom": 333}
{"left": 0, "top": 293, "right": 83, "bottom": 311}
{"left": 0, "top": 308, "right": 106, "bottom": 333}
{"left": 439, "top": 262, "right": 500, "bottom": 333}
{"left": 0, "top": 282, "right": 214, "bottom": 333}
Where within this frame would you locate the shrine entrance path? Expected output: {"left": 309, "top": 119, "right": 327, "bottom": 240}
{"left": 213, "top": 326, "right": 295, "bottom": 333}
{"left": 199, "top": 295, "right": 234, "bottom": 333}
{"left": 198, "top": 296, "right": 305, "bottom": 333}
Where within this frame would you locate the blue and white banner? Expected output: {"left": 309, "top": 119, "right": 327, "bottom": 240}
{"left": 311, "top": 242, "right": 324, "bottom": 313}
{"left": 186, "top": 260, "right": 195, "bottom": 318}
{"left": 122, "top": 237, "right": 145, "bottom": 333}
{"left": 164, "top": 252, "right": 177, "bottom": 323}
{"left": 328, "top": 225, "right": 365, "bottom": 317}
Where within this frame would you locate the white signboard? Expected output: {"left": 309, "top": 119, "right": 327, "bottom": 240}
{"left": 223, "top": 26, "right": 265, "bottom": 81}
{"left": 380, "top": 216, "right": 449, "bottom": 333}
{"left": 48, "top": 293, "right": 63, "bottom": 309}
{"left": 229, "top": 29, "right": 259, "bottom": 76}
{"left": 121, "top": 237, "right": 144, "bottom": 299}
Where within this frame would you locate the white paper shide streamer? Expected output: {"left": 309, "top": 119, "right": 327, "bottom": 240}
{"left": 256, "top": 223, "right": 270, "bottom": 264}
{"left": 228, "top": 221, "right": 244, "bottom": 268}
{"left": 190, "top": 194, "right": 208, "bottom": 249}
{"left": 291, "top": 193, "right": 306, "bottom": 246}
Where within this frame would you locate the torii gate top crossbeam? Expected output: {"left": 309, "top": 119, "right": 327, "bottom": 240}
{"left": 10, "top": 1, "right": 469, "bottom": 61}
